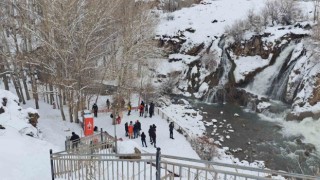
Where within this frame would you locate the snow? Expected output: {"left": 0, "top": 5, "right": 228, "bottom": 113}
{"left": 257, "top": 102, "right": 271, "bottom": 111}
{"left": 159, "top": 104, "right": 206, "bottom": 136}
{"left": 157, "top": 0, "right": 267, "bottom": 51}
{"left": 1, "top": 0, "right": 319, "bottom": 179}
{"left": 117, "top": 140, "right": 141, "bottom": 154}
{"left": 194, "top": 82, "right": 208, "bottom": 98}
{"left": 233, "top": 55, "right": 272, "bottom": 83}
{"left": 169, "top": 53, "right": 200, "bottom": 65}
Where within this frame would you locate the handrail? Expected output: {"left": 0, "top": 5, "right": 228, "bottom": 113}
{"left": 50, "top": 146, "right": 319, "bottom": 180}
{"left": 50, "top": 109, "right": 320, "bottom": 180}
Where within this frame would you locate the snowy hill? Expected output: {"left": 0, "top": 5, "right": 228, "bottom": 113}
{"left": 0, "top": 90, "right": 60, "bottom": 179}
{"left": 155, "top": 0, "right": 319, "bottom": 120}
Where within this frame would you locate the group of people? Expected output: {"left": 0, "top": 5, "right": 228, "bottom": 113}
{"left": 125, "top": 120, "right": 141, "bottom": 139}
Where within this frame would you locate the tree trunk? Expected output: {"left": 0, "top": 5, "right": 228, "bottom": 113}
{"left": 74, "top": 100, "right": 79, "bottom": 123}
{"left": 63, "top": 89, "right": 67, "bottom": 105}
{"left": 21, "top": 68, "right": 30, "bottom": 100}
{"left": 58, "top": 86, "right": 66, "bottom": 121}
{"left": 0, "top": 65, "right": 9, "bottom": 90}
{"left": 30, "top": 68, "right": 39, "bottom": 109}
{"left": 3, "top": 74, "right": 9, "bottom": 90}
{"left": 12, "top": 76, "right": 23, "bottom": 103}
{"left": 18, "top": 79, "right": 26, "bottom": 104}
{"left": 49, "top": 83, "right": 54, "bottom": 104}
{"left": 68, "top": 91, "right": 74, "bottom": 122}
{"left": 56, "top": 91, "right": 60, "bottom": 109}
{"left": 46, "top": 83, "right": 49, "bottom": 103}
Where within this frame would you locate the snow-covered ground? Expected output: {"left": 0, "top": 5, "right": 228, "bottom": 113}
{"left": 0, "top": 88, "right": 201, "bottom": 179}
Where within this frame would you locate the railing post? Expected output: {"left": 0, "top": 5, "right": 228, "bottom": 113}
{"left": 50, "top": 149, "right": 54, "bottom": 180}
{"left": 156, "top": 148, "right": 161, "bottom": 180}
{"left": 100, "top": 128, "right": 103, "bottom": 142}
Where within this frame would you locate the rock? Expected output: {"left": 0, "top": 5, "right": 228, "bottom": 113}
{"left": 211, "top": 19, "right": 218, "bottom": 23}
{"left": 28, "top": 113, "right": 40, "bottom": 127}
{"left": 295, "top": 138, "right": 302, "bottom": 145}
{"left": 177, "top": 99, "right": 189, "bottom": 105}
{"left": 185, "top": 27, "right": 196, "bottom": 33}
{"left": 234, "top": 113, "right": 239, "bottom": 117}
{"left": 119, "top": 147, "right": 141, "bottom": 160}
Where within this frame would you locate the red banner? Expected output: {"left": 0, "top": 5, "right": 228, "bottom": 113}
{"left": 84, "top": 117, "right": 94, "bottom": 136}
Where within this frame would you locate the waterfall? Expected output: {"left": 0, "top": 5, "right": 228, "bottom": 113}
{"left": 246, "top": 44, "right": 295, "bottom": 97}
{"left": 217, "top": 39, "right": 232, "bottom": 87}
{"left": 205, "top": 37, "right": 231, "bottom": 103}
{"left": 268, "top": 59, "right": 298, "bottom": 101}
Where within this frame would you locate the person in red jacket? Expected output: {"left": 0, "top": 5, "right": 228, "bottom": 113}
{"left": 139, "top": 104, "right": 144, "bottom": 117}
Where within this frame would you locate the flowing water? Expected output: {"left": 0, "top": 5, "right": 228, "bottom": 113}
{"left": 173, "top": 96, "right": 320, "bottom": 175}
{"left": 246, "top": 44, "right": 295, "bottom": 96}
{"left": 205, "top": 37, "right": 231, "bottom": 104}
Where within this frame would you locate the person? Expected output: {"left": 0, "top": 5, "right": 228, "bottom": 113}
{"left": 133, "top": 121, "right": 139, "bottom": 139}
{"left": 125, "top": 122, "right": 128, "bottom": 137}
{"left": 127, "top": 102, "right": 132, "bottom": 116}
{"left": 106, "top": 99, "right": 110, "bottom": 110}
{"left": 141, "top": 132, "right": 147, "bottom": 147}
{"left": 116, "top": 115, "right": 121, "bottom": 124}
{"left": 136, "top": 120, "right": 141, "bottom": 136}
{"left": 92, "top": 103, "right": 98, "bottom": 117}
{"left": 128, "top": 121, "right": 134, "bottom": 139}
{"left": 139, "top": 104, "right": 144, "bottom": 117}
{"left": 149, "top": 102, "right": 154, "bottom": 118}
{"left": 150, "top": 124, "right": 156, "bottom": 148}
{"left": 144, "top": 104, "right": 148, "bottom": 118}
{"left": 148, "top": 125, "right": 153, "bottom": 143}
{"left": 169, "top": 122, "right": 174, "bottom": 139}
{"left": 141, "top": 100, "right": 145, "bottom": 107}
{"left": 70, "top": 132, "right": 80, "bottom": 149}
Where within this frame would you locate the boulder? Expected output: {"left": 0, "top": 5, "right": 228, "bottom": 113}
{"left": 28, "top": 112, "right": 40, "bottom": 127}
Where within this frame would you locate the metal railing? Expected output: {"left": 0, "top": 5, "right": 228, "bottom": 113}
{"left": 154, "top": 107, "right": 194, "bottom": 141}
{"left": 65, "top": 131, "right": 115, "bottom": 153}
{"left": 50, "top": 109, "right": 320, "bottom": 180}
{"left": 50, "top": 146, "right": 319, "bottom": 180}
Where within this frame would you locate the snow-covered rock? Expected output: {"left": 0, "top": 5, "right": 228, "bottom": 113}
{"left": 0, "top": 90, "right": 40, "bottom": 137}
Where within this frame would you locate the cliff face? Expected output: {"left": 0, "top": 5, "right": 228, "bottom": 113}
{"left": 157, "top": 28, "right": 320, "bottom": 120}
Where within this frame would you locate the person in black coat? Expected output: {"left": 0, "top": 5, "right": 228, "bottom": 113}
{"left": 169, "top": 122, "right": 174, "bottom": 139}
{"left": 148, "top": 125, "right": 153, "bottom": 143}
{"left": 106, "top": 99, "right": 110, "bottom": 110}
{"left": 92, "top": 103, "right": 98, "bottom": 117}
{"left": 70, "top": 132, "right": 80, "bottom": 149}
{"left": 144, "top": 104, "right": 148, "bottom": 118}
{"left": 150, "top": 124, "right": 156, "bottom": 148}
{"left": 133, "top": 122, "right": 139, "bottom": 139}
{"left": 136, "top": 120, "right": 141, "bottom": 136}
{"left": 125, "top": 122, "right": 128, "bottom": 137}
{"left": 149, "top": 102, "right": 154, "bottom": 118}
{"left": 141, "top": 132, "right": 147, "bottom": 147}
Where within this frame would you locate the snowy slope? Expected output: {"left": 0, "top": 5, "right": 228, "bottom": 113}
{"left": 0, "top": 90, "right": 60, "bottom": 180}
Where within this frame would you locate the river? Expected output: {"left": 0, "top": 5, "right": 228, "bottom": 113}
{"left": 173, "top": 96, "right": 320, "bottom": 175}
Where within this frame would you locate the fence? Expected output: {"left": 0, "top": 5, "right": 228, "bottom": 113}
{"left": 65, "top": 130, "right": 115, "bottom": 153}
{"left": 50, "top": 147, "right": 319, "bottom": 180}
{"left": 154, "top": 107, "right": 194, "bottom": 140}
{"left": 50, "top": 108, "right": 320, "bottom": 180}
